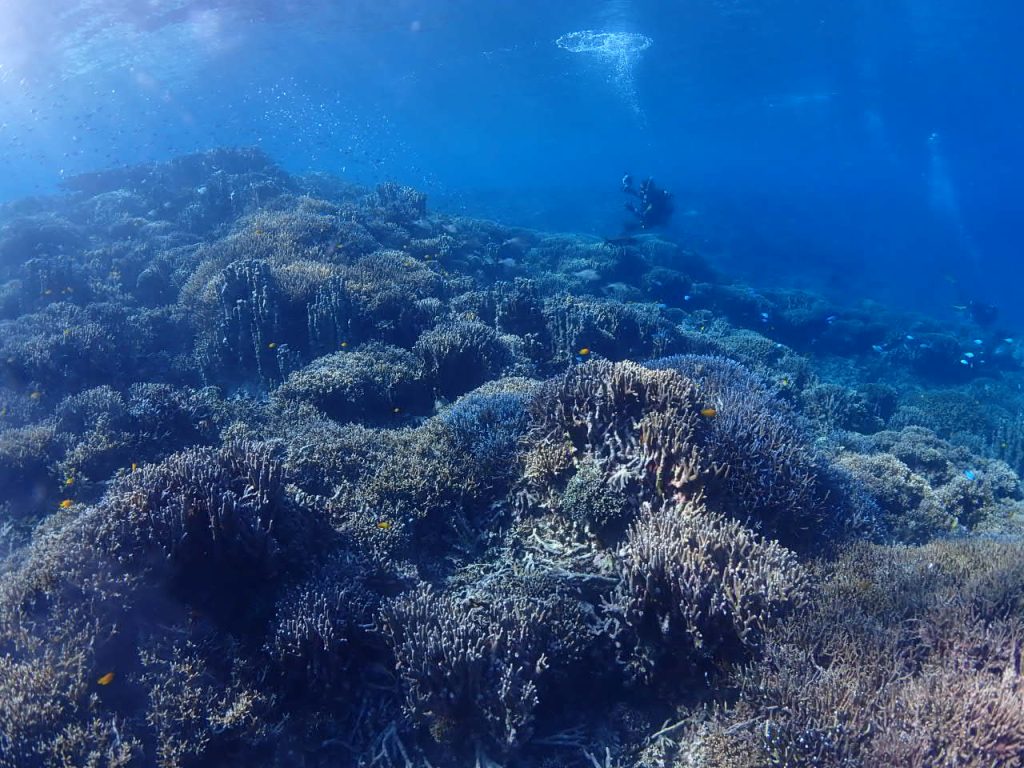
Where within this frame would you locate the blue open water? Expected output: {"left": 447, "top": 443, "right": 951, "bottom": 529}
{"left": 1, "top": 0, "right": 1021, "bottom": 321}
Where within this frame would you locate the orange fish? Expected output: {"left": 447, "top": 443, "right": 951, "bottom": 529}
{"left": 578, "top": 347, "right": 591, "bottom": 356}
{"left": 97, "top": 672, "right": 115, "bottom": 686}
{"left": 59, "top": 499, "right": 74, "bottom": 509}
{"left": 701, "top": 407, "right": 718, "bottom": 418}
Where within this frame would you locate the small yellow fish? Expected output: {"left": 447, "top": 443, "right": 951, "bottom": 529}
{"left": 59, "top": 499, "right": 74, "bottom": 509}
{"left": 377, "top": 520, "right": 392, "bottom": 531}
{"left": 267, "top": 342, "right": 277, "bottom": 350}
{"left": 578, "top": 347, "right": 591, "bottom": 356}
{"left": 130, "top": 462, "right": 138, "bottom": 473}
{"left": 29, "top": 391, "right": 42, "bottom": 401}
{"left": 64, "top": 475, "right": 75, "bottom": 487}
{"left": 340, "top": 341, "right": 348, "bottom": 348}
{"left": 701, "top": 407, "right": 718, "bottom": 418}
{"left": 97, "top": 672, "right": 115, "bottom": 686}
{"left": 392, "top": 407, "right": 401, "bottom": 414}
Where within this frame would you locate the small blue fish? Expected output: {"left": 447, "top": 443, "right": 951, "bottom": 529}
{"left": 965, "top": 352, "right": 975, "bottom": 359}
{"left": 872, "top": 344, "right": 884, "bottom": 353}
{"left": 1004, "top": 337, "right": 1014, "bottom": 344}
{"left": 760, "top": 312, "right": 770, "bottom": 323}
{"left": 826, "top": 315, "right": 837, "bottom": 325}
{"left": 905, "top": 334, "right": 915, "bottom": 341}
{"left": 683, "top": 294, "right": 691, "bottom": 302}
{"left": 963, "top": 469, "right": 977, "bottom": 481}
{"left": 960, "top": 358, "right": 970, "bottom": 365}
{"left": 973, "top": 339, "right": 983, "bottom": 346}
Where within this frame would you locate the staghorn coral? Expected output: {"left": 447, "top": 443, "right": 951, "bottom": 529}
{"left": 0, "top": 302, "right": 146, "bottom": 394}
{"left": 0, "top": 423, "right": 58, "bottom": 513}
{"left": 188, "top": 247, "right": 448, "bottom": 390}
{"left": 381, "top": 583, "right": 551, "bottom": 754}
{"left": 651, "top": 354, "right": 831, "bottom": 542}
{"left": 267, "top": 552, "right": 380, "bottom": 696}
{"left": 197, "top": 258, "right": 287, "bottom": 388}
{"left": 52, "top": 383, "right": 223, "bottom": 498}
{"left": 836, "top": 425, "right": 1023, "bottom": 540}
{"left": 272, "top": 406, "right": 494, "bottom": 576}
{"left": 342, "top": 249, "right": 452, "bottom": 346}
{"left": 439, "top": 381, "right": 536, "bottom": 489}
{"left": 557, "top": 456, "right": 632, "bottom": 538}
{"left": 0, "top": 498, "right": 148, "bottom": 768}
{"left": 493, "top": 277, "right": 549, "bottom": 340}
{"left": 369, "top": 181, "right": 427, "bottom": 224}
{"left": 306, "top": 274, "right": 353, "bottom": 356}
{"left": 525, "top": 357, "right": 833, "bottom": 547}
{"left": 89, "top": 441, "right": 314, "bottom": 618}
{"left": 5, "top": 145, "right": 1024, "bottom": 767}
{"left": 727, "top": 538, "right": 1024, "bottom": 768}
{"left": 63, "top": 147, "right": 294, "bottom": 231}
{"left": 139, "top": 635, "right": 277, "bottom": 768}
{"left": 328, "top": 419, "right": 490, "bottom": 574}
{"left": 543, "top": 294, "right": 688, "bottom": 366}
{"left": 801, "top": 381, "right": 895, "bottom": 434}
{"left": 605, "top": 496, "right": 808, "bottom": 682}
{"left": 522, "top": 360, "right": 708, "bottom": 517}
{"left": 415, "top": 319, "right": 526, "bottom": 399}
{"left": 275, "top": 342, "right": 429, "bottom": 423}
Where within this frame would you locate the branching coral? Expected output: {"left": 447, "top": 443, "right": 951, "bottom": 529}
{"left": 415, "top": 319, "right": 526, "bottom": 399}
{"left": 381, "top": 583, "right": 551, "bottom": 753}
{"left": 605, "top": 496, "right": 808, "bottom": 681}
{"left": 3, "top": 145, "right": 1023, "bottom": 768}
{"left": 91, "top": 441, "right": 304, "bottom": 611}
{"left": 727, "top": 538, "right": 1024, "bottom": 767}
{"left": 523, "top": 360, "right": 710, "bottom": 516}
{"left": 440, "top": 383, "right": 535, "bottom": 489}
{"left": 275, "top": 342, "right": 429, "bottom": 423}
{"left": 651, "top": 354, "right": 832, "bottom": 543}
{"left": 543, "top": 294, "right": 687, "bottom": 365}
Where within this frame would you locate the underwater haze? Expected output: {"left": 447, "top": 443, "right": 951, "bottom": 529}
{"left": 1, "top": 0, "right": 1021, "bottom": 321}
{"left": 4, "top": 2, "right": 1024, "bottom": 768}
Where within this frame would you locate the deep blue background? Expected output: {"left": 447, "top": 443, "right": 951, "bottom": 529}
{"left": 0, "top": 0, "right": 1020, "bottom": 324}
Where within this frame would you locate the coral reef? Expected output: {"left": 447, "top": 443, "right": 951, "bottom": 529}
{"left": 1, "top": 148, "right": 1024, "bottom": 767}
